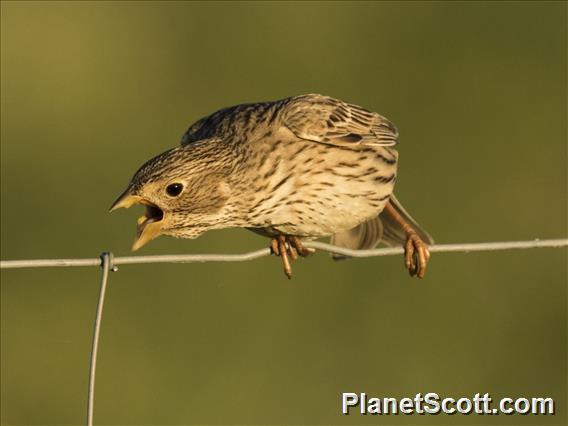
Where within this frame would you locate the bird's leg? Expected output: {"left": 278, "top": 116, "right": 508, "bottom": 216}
{"left": 269, "top": 235, "right": 315, "bottom": 279}
{"left": 384, "top": 201, "right": 431, "bottom": 278}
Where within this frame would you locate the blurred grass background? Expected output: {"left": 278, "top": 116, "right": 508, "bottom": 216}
{"left": 1, "top": 1, "right": 566, "bottom": 425}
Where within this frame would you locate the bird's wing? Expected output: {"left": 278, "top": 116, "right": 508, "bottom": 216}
{"left": 280, "top": 94, "right": 398, "bottom": 147}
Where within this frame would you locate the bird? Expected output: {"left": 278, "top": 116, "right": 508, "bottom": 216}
{"left": 110, "top": 94, "right": 433, "bottom": 279}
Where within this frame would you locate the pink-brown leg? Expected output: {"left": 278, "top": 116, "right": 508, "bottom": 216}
{"left": 277, "top": 235, "right": 293, "bottom": 279}
{"left": 269, "top": 235, "right": 315, "bottom": 279}
{"left": 270, "top": 238, "right": 280, "bottom": 256}
{"left": 384, "top": 202, "right": 430, "bottom": 278}
{"left": 288, "top": 236, "right": 316, "bottom": 257}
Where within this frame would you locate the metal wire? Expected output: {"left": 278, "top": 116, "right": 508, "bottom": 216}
{"left": 1, "top": 239, "right": 567, "bottom": 269}
{"left": 86, "top": 252, "right": 113, "bottom": 426}
{"left": 2, "top": 238, "right": 566, "bottom": 426}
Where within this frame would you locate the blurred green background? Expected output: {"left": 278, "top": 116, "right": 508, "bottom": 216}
{"left": 1, "top": 1, "right": 566, "bottom": 425}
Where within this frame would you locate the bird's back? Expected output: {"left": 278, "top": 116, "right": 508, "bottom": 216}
{"left": 181, "top": 100, "right": 280, "bottom": 145}
{"left": 180, "top": 93, "right": 398, "bottom": 149}
{"left": 175, "top": 95, "right": 405, "bottom": 240}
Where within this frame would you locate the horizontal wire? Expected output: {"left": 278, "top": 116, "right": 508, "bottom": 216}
{"left": 1, "top": 239, "right": 566, "bottom": 270}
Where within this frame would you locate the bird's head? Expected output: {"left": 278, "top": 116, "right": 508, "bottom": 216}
{"left": 110, "top": 142, "right": 232, "bottom": 250}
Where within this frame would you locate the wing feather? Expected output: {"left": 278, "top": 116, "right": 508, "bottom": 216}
{"left": 281, "top": 94, "right": 398, "bottom": 148}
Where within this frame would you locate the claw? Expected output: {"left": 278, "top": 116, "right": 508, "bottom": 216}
{"left": 270, "top": 238, "right": 280, "bottom": 255}
{"left": 277, "top": 235, "right": 292, "bottom": 279}
{"left": 289, "top": 236, "right": 315, "bottom": 257}
{"left": 270, "top": 235, "right": 314, "bottom": 278}
{"left": 289, "top": 245, "right": 299, "bottom": 260}
{"left": 384, "top": 201, "right": 431, "bottom": 279}
{"left": 405, "top": 238, "right": 415, "bottom": 273}
{"left": 404, "top": 232, "right": 429, "bottom": 279}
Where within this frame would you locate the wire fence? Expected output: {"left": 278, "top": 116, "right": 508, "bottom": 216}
{"left": 2, "top": 238, "right": 567, "bottom": 269}
{"left": 2, "top": 238, "right": 567, "bottom": 426}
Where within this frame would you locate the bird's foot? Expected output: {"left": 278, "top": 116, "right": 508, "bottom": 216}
{"left": 288, "top": 236, "right": 316, "bottom": 257}
{"left": 404, "top": 232, "right": 430, "bottom": 278}
{"left": 270, "top": 235, "right": 315, "bottom": 279}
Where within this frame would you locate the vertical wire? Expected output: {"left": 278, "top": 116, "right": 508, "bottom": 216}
{"left": 86, "top": 252, "right": 113, "bottom": 426}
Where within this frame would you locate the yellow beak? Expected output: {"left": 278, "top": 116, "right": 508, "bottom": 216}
{"left": 110, "top": 188, "right": 164, "bottom": 251}
{"left": 109, "top": 189, "right": 142, "bottom": 212}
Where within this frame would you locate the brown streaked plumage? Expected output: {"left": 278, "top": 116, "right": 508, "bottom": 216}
{"left": 110, "top": 94, "right": 433, "bottom": 278}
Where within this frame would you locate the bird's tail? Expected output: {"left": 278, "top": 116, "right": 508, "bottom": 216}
{"left": 330, "top": 194, "right": 433, "bottom": 260}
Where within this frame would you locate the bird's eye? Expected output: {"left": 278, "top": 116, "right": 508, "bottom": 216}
{"left": 166, "top": 183, "right": 184, "bottom": 197}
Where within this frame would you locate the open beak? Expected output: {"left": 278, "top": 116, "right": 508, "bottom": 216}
{"left": 109, "top": 189, "right": 142, "bottom": 212}
{"left": 110, "top": 189, "right": 165, "bottom": 251}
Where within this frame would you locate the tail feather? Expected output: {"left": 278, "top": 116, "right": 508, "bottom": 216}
{"left": 379, "top": 193, "right": 434, "bottom": 247}
{"left": 330, "top": 193, "right": 433, "bottom": 259}
{"left": 330, "top": 217, "right": 383, "bottom": 260}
